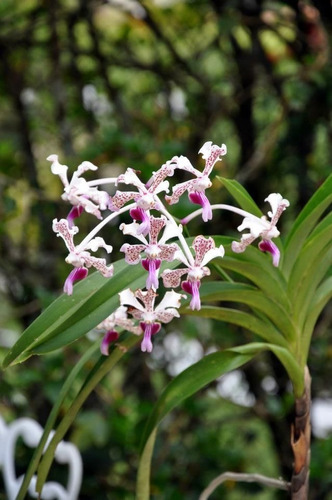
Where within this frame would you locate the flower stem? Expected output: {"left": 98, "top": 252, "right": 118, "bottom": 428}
{"left": 77, "top": 203, "right": 136, "bottom": 251}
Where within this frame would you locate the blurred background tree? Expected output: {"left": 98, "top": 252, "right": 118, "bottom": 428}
{"left": 0, "top": 1, "right": 331, "bottom": 498}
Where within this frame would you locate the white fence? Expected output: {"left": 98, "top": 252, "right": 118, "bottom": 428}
{"left": 0, "top": 416, "right": 82, "bottom": 500}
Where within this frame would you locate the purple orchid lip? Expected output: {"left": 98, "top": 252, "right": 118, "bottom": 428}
{"left": 67, "top": 205, "right": 84, "bottom": 228}
{"left": 130, "top": 207, "right": 150, "bottom": 235}
{"left": 140, "top": 322, "right": 161, "bottom": 352}
{"left": 258, "top": 239, "right": 280, "bottom": 267}
{"left": 63, "top": 267, "right": 88, "bottom": 295}
{"left": 142, "top": 258, "right": 161, "bottom": 289}
{"left": 181, "top": 280, "right": 201, "bottom": 310}
{"left": 189, "top": 192, "right": 212, "bottom": 222}
{"left": 101, "top": 330, "right": 119, "bottom": 356}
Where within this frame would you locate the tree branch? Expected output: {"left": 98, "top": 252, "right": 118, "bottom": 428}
{"left": 199, "top": 472, "right": 291, "bottom": 500}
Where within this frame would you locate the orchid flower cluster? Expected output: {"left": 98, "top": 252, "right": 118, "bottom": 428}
{"left": 48, "top": 142, "right": 289, "bottom": 354}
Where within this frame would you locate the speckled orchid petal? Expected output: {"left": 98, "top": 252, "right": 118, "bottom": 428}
{"left": 80, "top": 255, "right": 113, "bottom": 277}
{"left": 199, "top": 141, "right": 227, "bottom": 176}
{"left": 53, "top": 218, "right": 78, "bottom": 253}
{"left": 109, "top": 191, "right": 138, "bottom": 211}
{"left": 158, "top": 244, "right": 179, "bottom": 262}
{"left": 161, "top": 268, "right": 188, "bottom": 288}
{"left": 192, "top": 236, "right": 215, "bottom": 265}
{"left": 120, "top": 243, "right": 146, "bottom": 264}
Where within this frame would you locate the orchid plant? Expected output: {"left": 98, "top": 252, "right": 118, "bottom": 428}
{"left": 2, "top": 142, "right": 332, "bottom": 500}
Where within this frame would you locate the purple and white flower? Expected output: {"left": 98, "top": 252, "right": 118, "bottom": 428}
{"left": 162, "top": 235, "right": 225, "bottom": 310}
{"left": 231, "top": 193, "right": 290, "bottom": 266}
{"left": 119, "top": 288, "right": 185, "bottom": 352}
{"left": 47, "top": 155, "right": 110, "bottom": 223}
{"left": 165, "top": 142, "right": 227, "bottom": 221}
{"left": 97, "top": 306, "right": 142, "bottom": 355}
{"left": 120, "top": 216, "right": 179, "bottom": 289}
{"left": 53, "top": 218, "right": 113, "bottom": 294}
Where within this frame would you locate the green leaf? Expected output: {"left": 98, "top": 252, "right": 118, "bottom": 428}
{"left": 137, "top": 349, "right": 253, "bottom": 499}
{"left": 182, "top": 305, "right": 288, "bottom": 346}
{"left": 16, "top": 341, "right": 101, "bottom": 500}
{"left": 287, "top": 214, "right": 332, "bottom": 327}
{"left": 230, "top": 342, "right": 304, "bottom": 396}
{"left": 302, "top": 276, "right": 332, "bottom": 362}
{"left": 283, "top": 174, "right": 332, "bottom": 277}
{"left": 2, "top": 259, "right": 146, "bottom": 367}
{"left": 217, "top": 176, "right": 262, "bottom": 217}
{"left": 212, "top": 237, "right": 289, "bottom": 303}
{"left": 35, "top": 334, "right": 140, "bottom": 495}
{"left": 197, "top": 281, "right": 296, "bottom": 340}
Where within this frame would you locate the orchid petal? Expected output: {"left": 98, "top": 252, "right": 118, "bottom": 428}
{"left": 200, "top": 245, "right": 225, "bottom": 266}
{"left": 119, "top": 289, "right": 145, "bottom": 311}
{"left": 258, "top": 239, "right": 280, "bottom": 267}
{"left": 120, "top": 222, "right": 147, "bottom": 243}
{"left": 101, "top": 330, "right": 119, "bottom": 356}
{"left": 47, "top": 154, "right": 69, "bottom": 186}
{"left": 85, "top": 237, "right": 113, "bottom": 253}
{"left": 155, "top": 290, "right": 184, "bottom": 312}
{"left": 63, "top": 267, "right": 88, "bottom": 295}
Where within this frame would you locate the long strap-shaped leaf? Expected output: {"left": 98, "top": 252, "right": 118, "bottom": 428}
{"left": 15, "top": 341, "right": 101, "bottom": 500}
{"left": 197, "top": 281, "right": 296, "bottom": 341}
{"left": 211, "top": 237, "right": 290, "bottom": 309}
{"left": 3, "top": 257, "right": 179, "bottom": 366}
{"left": 283, "top": 173, "right": 332, "bottom": 278}
{"left": 33, "top": 334, "right": 141, "bottom": 496}
{"left": 288, "top": 216, "right": 332, "bottom": 327}
{"left": 137, "top": 350, "right": 254, "bottom": 500}
{"left": 137, "top": 343, "right": 303, "bottom": 499}
{"left": 216, "top": 176, "right": 262, "bottom": 217}
{"left": 2, "top": 259, "right": 135, "bottom": 366}
{"left": 302, "top": 276, "right": 332, "bottom": 364}
{"left": 182, "top": 305, "right": 289, "bottom": 347}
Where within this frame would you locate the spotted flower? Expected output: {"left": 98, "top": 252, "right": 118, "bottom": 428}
{"left": 162, "top": 235, "right": 225, "bottom": 310}
{"left": 97, "top": 306, "right": 142, "bottom": 355}
{"left": 119, "top": 288, "right": 185, "bottom": 352}
{"left": 231, "top": 193, "right": 290, "bottom": 266}
{"left": 165, "top": 142, "right": 227, "bottom": 222}
{"left": 109, "top": 161, "right": 176, "bottom": 217}
{"left": 120, "top": 216, "right": 179, "bottom": 289}
{"left": 47, "top": 155, "right": 109, "bottom": 223}
{"left": 53, "top": 218, "right": 113, "bottom": 294}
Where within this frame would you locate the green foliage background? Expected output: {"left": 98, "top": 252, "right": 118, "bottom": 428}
{"left": 0, "top": 1, "right": 331, "bottom": 498}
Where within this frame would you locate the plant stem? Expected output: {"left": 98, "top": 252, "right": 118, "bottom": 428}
{"left": 291, "top": 366, "right": 311, "bottom": 499}
{"left": 199, "top": 472, "right": 290, "bottom": 499}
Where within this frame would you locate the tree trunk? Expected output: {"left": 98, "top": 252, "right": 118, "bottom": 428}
{"left": 291, "top": 367, "right": 311, "bottom": 499}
